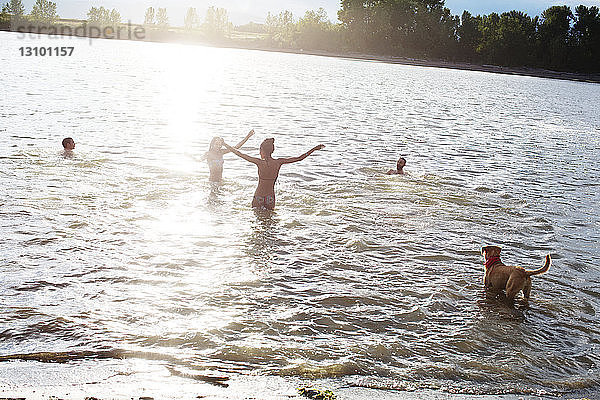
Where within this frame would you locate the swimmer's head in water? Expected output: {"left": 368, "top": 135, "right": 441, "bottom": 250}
{"left": 397, "top": 157, "right": 406, "bottom": 169}
{"left": 62, "top": 137, "right": 75, "bottom": 150}
{"left": 209, "top": 137, "right": 223, "bottom": 151}
{"left": 260, "top": 138, "right": 275, "bottom": 159}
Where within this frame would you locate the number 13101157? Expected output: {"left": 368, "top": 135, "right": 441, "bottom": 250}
{"left": 19, "top": 47, "right": 74, "bottom": 56}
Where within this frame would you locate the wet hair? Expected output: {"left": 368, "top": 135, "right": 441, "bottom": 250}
{"left": 260, "top": 138, "right": 275, "bottom": 158}
{"left": 209, "top": 137, "right": 222, "bottom": 152}
{"left": 62, "top": 137, "right": 74, "bottom": 149}
{"left": 397, "top": 157, "right": 406, "bottom": 168}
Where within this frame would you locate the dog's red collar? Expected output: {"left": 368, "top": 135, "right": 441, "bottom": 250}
{"left": 485, "top": 256, "right": 501, "bottom": 270}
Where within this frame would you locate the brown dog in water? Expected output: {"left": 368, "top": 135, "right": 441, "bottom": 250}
{"left": 481, "top": 246, "right": 551, "bottom": 301}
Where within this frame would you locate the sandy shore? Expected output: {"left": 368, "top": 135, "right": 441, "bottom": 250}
{"left": 0, "top": 357, "right": 582, "bottom": 400}
{"left": 0, "top": 381, "right": 565, "bottom": 400}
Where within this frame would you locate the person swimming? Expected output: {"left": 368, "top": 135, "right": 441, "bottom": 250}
{"left": 62, "top": 137, "right": 75, "bottom": 151}
{"left": 222, "top": 137, "right": 324, "bottom": 210}
{"left": 61, "top": 137, "right": 75, "bottom": 158}
{"left": 387, "top": 157, "right": 406, "bottom": 175}
{"left": 204, "top": 129, "right": 254, "bottom": 182}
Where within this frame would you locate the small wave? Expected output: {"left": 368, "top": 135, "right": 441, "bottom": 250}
{"left": 347, "top": 376, "right": 562, "bottom": 396}
{"left": 0, "top": 350, "right": 123, "bottom": 363}
{"left": 167, "top": 366, "right": 229, "bottom": 387}
{"left": 14, "top": 280, "right": 70, "bottom": 292}
{"left": 278, "top": 360, "right": 364, "bottom": 379}
{"left": 22, "top": 237, "right": 58, "bottom": 246}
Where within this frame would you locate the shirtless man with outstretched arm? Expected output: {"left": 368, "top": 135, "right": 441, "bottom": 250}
{"left": 222, "top": 137, "right": 324, "bottom": 210}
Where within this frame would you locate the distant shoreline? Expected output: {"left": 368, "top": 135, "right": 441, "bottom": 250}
{"left": 218, "top": 44, "right": 600, "bottom": 85}
{"left": 3, "top": 25, "right": 600, "bottom": 85}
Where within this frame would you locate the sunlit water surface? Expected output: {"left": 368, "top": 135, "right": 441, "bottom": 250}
{"left": 1, "top": 32, "right": 600, "bottom": 398}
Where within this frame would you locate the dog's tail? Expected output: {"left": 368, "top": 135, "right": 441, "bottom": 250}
{"left": 526, "top": 254, "right": 551, "bottom": 277}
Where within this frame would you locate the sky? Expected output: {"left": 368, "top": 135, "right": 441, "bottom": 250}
{"left": 14, "top": 0, "right": 600, "bottom": 25}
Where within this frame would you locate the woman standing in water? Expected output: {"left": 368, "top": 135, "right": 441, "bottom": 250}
{"left": 222, "top": 137, "right": 324, "bottom": 210}
{"left": 204, "top": 129, "right": 255, "bottom": 182}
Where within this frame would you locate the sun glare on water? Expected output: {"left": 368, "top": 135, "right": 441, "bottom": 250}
{"left": 148, "top": 44, "right": 232, "bottom": 173}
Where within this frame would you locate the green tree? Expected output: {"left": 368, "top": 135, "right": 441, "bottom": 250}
{"left": 2, "top": 0, "right": 24, "bottom": 16}
{"left": 338, "top": 0, "right": 379, "bottom": 52}
{"left": 476, "top": 12, "right": 501, "bottom": 63}
{"left": 204, "top": 6, "right": 230, "bottom": 38}
{"left": 156, "top": 7, "right": 168, "bottom": 28}
{"left": 338, "top": 0, "right": 458, "bottom": 57}
{"left": 457, "top": 11, "right": 483, "bottom": 62}
{"left": 265, "top": 10, "right": 296, "bottom": 47}
{"left": 184, "top": 7, "right": 199, "bottom": 30}
{"left": 572, "top": 5, "right": 600, "bottom": 72}
{"left": 30, "top": 0, "right": 58, "bottom": 24}
{"left": 537, "top": 5, "right": 574, "bottom": 70}
{"left": 495, "top": 11, "right": 537, "bottom": 66}
{"left": 144, "top": 7, "right": 155, "bottom": 25}
{"left": 297, "top": 8, "right": 335, "bottom": 50}
{"left": 414, "top": 1, "right": 459, "bottom": 59}
{"left": 87, "top": 6, "right": 109, "bottom": 27}
{"left": 0, "top": 7, "right": 8, "bottom": 26}
{"left": 109, "top": 9, "right": 120, "bottom": 25}
{"left": 373, "top": 0, "right": 419, "bottom": 55}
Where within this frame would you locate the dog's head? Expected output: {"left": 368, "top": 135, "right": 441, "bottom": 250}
{"left": 481, "top": 245, "right": 501, "bottom": 260}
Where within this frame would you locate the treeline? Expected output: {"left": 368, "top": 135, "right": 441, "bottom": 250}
{"left": 1, "top": 0, "right": 598, "bottom": 73}
{"left": 337, "top": 0, "right": 600, "bottom": 72}
{"left": 249, "top": 1, "right": 600, "bottom": 73}
{"left": 139, "top": 6, "right": 233, "bottom": 40}
{"left": 289, "top": 1, "right": 600, "bottom": 73}
{"left": 458, "top": 6, "right": 600, "bottom": 72}
{"left": 1, "top": 0, "right": 58, "bottom": 24}
{"left": 261, "top": 8, "right": 343, "bottom": 51}
{"left": 0, "top": 0, "right": 234, "bottom": 41}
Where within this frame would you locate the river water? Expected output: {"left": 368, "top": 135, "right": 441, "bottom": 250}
{"left": 1, "top": 31, "right": 599, "bottom": 399}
